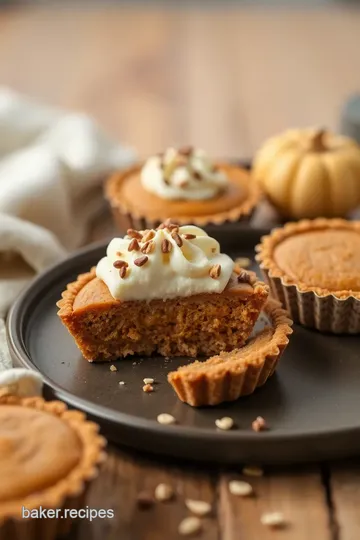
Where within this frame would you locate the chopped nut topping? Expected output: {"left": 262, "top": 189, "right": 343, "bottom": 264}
{"left": 143, "top": 383, "right": 154, "bottom": 393}
{"left": 242, "top": 465, "right": 264, "bottom": 477}
{"left": 137, "top": 491, "right": 154, "bottom": 509}
{"left": 157, "top": 413, "right": 176, "bottom": 425}
{"left": 109, "top": 365, "right": 117, "bottom": 372}
{"left": 193, "top": 171, "right": 202, "bottom": 180}
{"left": 237, "top": 270, "right": 252, "bottom": 284}
{"left": 252, "top": 416, "right": 267, "bottom": 432}
{"left": 161, "top": 238, "right": 172, "bottom": 253}
{"left": 215, "top": 416, "right": 234, "bottom": 430}
{"left": 141, "top": 240, "right": 155, "bottom": 254}
{"left": 127, "top": 228, "right": 143, "bottom": 240}
{"left": 154, "top": 483, "right": 174, "bottom": 502}
{"left": 178, "top": 516, "right": 202, "bottom": 536}
{"left": 235, "top": 257, "right": 251, "bottom": 269}
{"left": 128, "top": 238, "right": 140, "bottom": 252}
{"left": 134, "top": 255, "right": 149, "bottom": 267}
{"left": 209, "top": 264, "right": 221, "bottom": 279}
{"left": 143, "top": 377, "right": 154, "bottom": 385}
{"left": 183, "top": 234, "right": 196, "bottom": 240}
{"left": 228, "top": 480, "right": 253, "bottom": 497}
{"left": 142, "top": 230, "right": 155, "bottom": 243}
{"left": 260, "top": 512, "right": 286, "bottom": 529}
{"left": 185, "top": 499, "right": 212, "bottom": 516}
{"left": 119, "top": 266, "right": 127, "bottom": 279}
{"left": 178, "top": 145, "right": 193, "bottom": 156}
{"left": 171, "top": 231, "right": 183, "bottom": 247}
{"left": 113, "top": 260, "right": 128, "bottom": 269}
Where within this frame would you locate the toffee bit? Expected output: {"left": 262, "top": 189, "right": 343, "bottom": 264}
{"left": 137, "top": 491, "right": 154, "bottom": 510}
{"left": 119, "top": 266, "right": 127, "bottom": 279}
{"left": 142, "top": 230, "right": 155, "bottom": 243}
{"left": 252, "top": 416, "right": 267, "bottom": 432}
{"left": 134, "top": 255, "right": 149, "bottom": 267}
{"left": 183, "top": 234, "right": 196, "bottom": 240}
{"left": 237, "top": 270, "right": 252, "bottom": 284}
{"left": 178, "top": 145, "right": 193, "bottom": 156}
{"left": 128, "top": 238, "right": 140, "bottom": 252}
{"left": 171, "top": 231, "right": 183, "bottom": 247}
{"left": 209, "top": 264, "right": 221, "bottom": 279}
{"left": 141, "top": 240, "right": 155, "bottom": 254}
{"left": 143, "top": 383, "right": 154, "bottom": 393}
{"left": 161, "top": 238, "right": 172, "bottom": 253}
{"left": 113, "top": 260, "right": 128, "bottom": 269}
{"left": 109, "top": 365, "right": 117, "bottom": 372}
{"left": 127, "top": 228, "right": 143, "bottom": 240}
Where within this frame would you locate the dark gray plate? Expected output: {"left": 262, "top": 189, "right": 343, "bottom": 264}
{"left": 7, "top": 227, "right": 360, "bottom": 464}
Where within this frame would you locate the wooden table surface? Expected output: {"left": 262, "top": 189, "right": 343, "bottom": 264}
{"left": 1, "top": 3, "right": 360, "bottom": 539}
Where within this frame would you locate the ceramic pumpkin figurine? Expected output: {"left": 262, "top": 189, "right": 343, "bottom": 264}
{"left": 253, "top": 128, "right": 360, "bottom": 219}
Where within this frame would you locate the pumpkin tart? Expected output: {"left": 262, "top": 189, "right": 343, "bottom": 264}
{"left": 0, "top": 395, "right": 106, "bottom": 540}
{"left": 105, "top": 147, "right": 261, "bottom": 230}
{"left": 256, "top": 218, "right": 360, "bottom": 333}
{"left": 57, "top": 223, "right": 269, "bottom": 362}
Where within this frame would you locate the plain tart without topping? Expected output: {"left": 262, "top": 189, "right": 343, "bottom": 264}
{"left": 0, "top": 395, "right": 106, "bottom": 540}
{"left": 105, "top": 146, "right": 262, "bottom": 230}
{"left": 57, "top": 223, "right": 269, "bottom": 361}
{"left": 256, "top": 218, "right": 360, "bottom": 333}
{"left": 168, "top": 299, "right": 293, "bottom": 406}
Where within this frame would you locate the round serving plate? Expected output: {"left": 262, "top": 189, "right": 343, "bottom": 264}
{"left": 7, "top": 227, "right": 360, "bottom": 464}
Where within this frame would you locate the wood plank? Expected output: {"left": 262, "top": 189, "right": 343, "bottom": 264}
{"left": 329, "top": 461, "right": 360, "bottom": 540}
{"left": 218, "top": 467, "right": 332, "bottom": 540}
{"left": 76, "top": 446, "right": 219, "bottom": 540}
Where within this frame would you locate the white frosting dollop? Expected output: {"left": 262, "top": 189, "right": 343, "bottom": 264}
{"left": 141, "top": 147, "right": 228, "bottom": 200}
{"left": 96, "top": 224, "right": 234, "bottom": 302}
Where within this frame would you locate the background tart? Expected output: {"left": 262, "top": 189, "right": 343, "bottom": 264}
{"left": 105, "top": 162, "right": 262, "bottom": 231}
{"left": 168, "top": 298, "right": 293, "bottom": 406}
{"left": 57, "top": 269, "right": 269, "bottom": 362}
{"left": 0, "top": 395, "right": 106, "bottom": 540}
{"left": 256, "top": 218, "right": 360, "bottom": 333}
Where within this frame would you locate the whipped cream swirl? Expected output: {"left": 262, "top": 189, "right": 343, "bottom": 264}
{"left": 96, "top": 224, "right": 234, "bottom": 302}
{"left": 141, "top": 147, "right": 228, "bottom": 201}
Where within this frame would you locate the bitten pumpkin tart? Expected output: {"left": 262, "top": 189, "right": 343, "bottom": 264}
{"left": 57, "top": 223, "right": 269, "bottom": 362}
{"left": 256, "top": 218, "right": 360, "bottom": 333}
{"left": 253, "top": 128, "right": 360, "bottom": 219}
{"left": 0, "top": 395, "right": 106, "bottom": 540}
{"left": 105, "top": 146, "right": 261, "bottom": 230}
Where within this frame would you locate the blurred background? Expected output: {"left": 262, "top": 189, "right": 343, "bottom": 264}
{"left": 0, "top": 0, "right": 359, "bottom": 159}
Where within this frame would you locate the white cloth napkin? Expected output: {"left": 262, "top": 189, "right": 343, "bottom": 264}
{"left": 0, "top": 87, "right": 136, "bottom": 370}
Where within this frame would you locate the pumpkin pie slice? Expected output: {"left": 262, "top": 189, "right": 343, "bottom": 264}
{"left": 256, "top": 218, "right": 360, "bottom": 333}
{"left": 105, "top": 146, "right": 262, "bottom": 231}
{"left": 168, "top": 299, "right": 293, "bottom": 406}
{"left": 0, "top": 394, "right": 106, "bottom": 540}
{"left": 57, "top": 223, "right": 269, "bottom": 362}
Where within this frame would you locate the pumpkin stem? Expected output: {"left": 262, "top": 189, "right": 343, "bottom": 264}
{"left": 310, "top": 129, "right": 327, "bottom": 151}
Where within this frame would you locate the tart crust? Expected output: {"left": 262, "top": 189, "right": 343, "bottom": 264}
{"left": 256, "top": 218, "right": 360, "bottom": 299}
{"left": 0, "top": 395, "right": 106, "bottom": 539}
{"left": 57, "top": 268, "right": 269, "bottom": 361}
{"left": 168, "top": 298, "right": 293, "bottom": 406}
{"left": 105, "top": 162, "right": 262, "bottom": 230}
{"left": 255, "top": 218, "right": 360, "bottom": 333}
